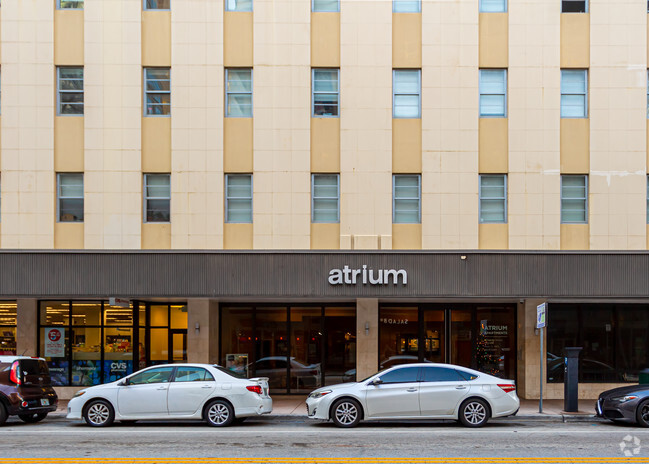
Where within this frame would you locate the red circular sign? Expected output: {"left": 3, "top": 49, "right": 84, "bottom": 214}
{"left": 48, "top": 329, "right": 61, "bottom": 342}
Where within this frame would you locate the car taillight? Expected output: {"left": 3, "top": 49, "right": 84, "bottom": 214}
{"left": 498, "top": 384, "right": 516, "bottom": 393}
{"left": 246, "top": 385, "right": 262, "bottom": 395}
{"left": 10, "top": 361, "right": 21, "bottom": 385}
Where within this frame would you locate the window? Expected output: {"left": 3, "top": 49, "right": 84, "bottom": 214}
{"left": 129, "top": 367, "right": 174, "bottom": 385}
{"left": 225, "top": 69, "right": 253, "bottom": 118}
{"left": 0, "top": 302, "right": 17, "bottom": 356}
{"left": 225, "top": 174, "right": 253, "bottom": 223}
{"left": 561, "top": 175, "right": 588, "bottom": 223}
{"left": 174, "top": 367, "right": 215, "bottom": 383}
{"left": 393, "top": 175, "right": 421, "bottom": 224}
{"left": 312, "top": 0, "right": 339, "bottom": 12}
{"left": 393, "top": 0, "right": 421, "bottom": 13}
{"left": 393, "top": 70, "right": 421, "bottom": 118}
{"left": 562, "top": 0, "right": 587, "bottom": 13}
{"left": 312, "top": 69, "right": 339, "bottom": 117}
{"left": 144, "top": 0, "right": 170, "bottom": 10}
{"left": 479, "top": 69, "right": 507, "bottom": 117}
{"left": 225, "top": 0, "right": 252, "bottom": 11}
{"left": 561, "top": 69, "right": 587, "bottom": 118}
{"left": 144, "top": 174, "right": 171, "bottom": 223}
{"left": 421, "top": 367, "right": 466, "bottom": 382}
{"left": 378, "top": 367, "right": 419, "bottom": 384}
{"left": 480, "top": 0, "right": 506, "bottom": 12}
{"left": 57, "top": 173, "right": 84, "bottom": 222}
{"left": 312, "top": 174, "right": 339, "bottom": 223}
{"left": 144, "top": 68, "right": 170, "bottom": 116}
{"left": 58, "top": 0, "right": 83, "bottom": 8}
{"left": 57, "top": 67, "right": 84, "bottom": 115}
{"left": 479, "top": 175, "right": 507, "bottom": 223}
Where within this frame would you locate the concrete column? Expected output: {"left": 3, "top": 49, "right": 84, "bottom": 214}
{"left": 187, "top": 299, "right": 219, "bottom": 364}
{"left": 356, "top": 298, "right": 379, "bottom": 380}
{"left": 16, "top": 299, "right": 38, "bottom": 357}
{"left": 517, "top": 298, "right": 546, "bottom": 400}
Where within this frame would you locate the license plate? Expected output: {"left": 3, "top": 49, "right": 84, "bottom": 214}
{"left": 40, "top": 399, "right": 49, "bottom": 406}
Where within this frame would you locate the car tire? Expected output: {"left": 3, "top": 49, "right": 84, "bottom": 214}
{"left": 83, "top": 400, "right": 115, "bottom": 427}
{"left": 331, "top": 398, "right": 362, "bottom": 428}
{"left": 459, "top": 398, "right": 490, "bottom": 428}
{"left": 233, "top": 417, "right": 247, "bottom": 425}
{"left": 204, "top": 399, "right": 234, "bottom": 427}
{"left": 0, "top": 404, "right": 7, "bottom": 426}
{"left": 18, "top": 413, "right": 48, "bottom": 423}
{"left": 636, "top": 400, "right": 649, "bottom": 427}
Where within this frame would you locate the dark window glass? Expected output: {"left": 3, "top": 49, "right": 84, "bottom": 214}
{"left": 379, "top": 366, "right": 419, "bottom": 384}
{"left": 145, "top": 0, "right": 170, "bottom": 10}
{"left": 617, "top": 307, "right": 649, "bottom": 382}
{"left": 220, "top": 307, "right": 254, "bottom": 379}
{"left": 562, "top": 0, "right": 586, "bottom": 12}
{"left": 476, "top": 306, "right": 516, "bottom": 379}
{"left": 456, "top": 370, "right": 479, "bottom": 381}
{"left": 129, "top": 367, "right": 174, "bottom": 385}
{"left": 324, "top": 307, "right": 356, "bottom": 386}
{"left": 174, "top": 367, "right": 214, "bottom": 382}
{"left": 290, "top": 308, "right": 322, "bottom": 393}
{"left": 421, "top": 367, "right": 465, "bottom": 382}
{"left": 255, "top": 308, "right": 288, "bottom": 391}
{"left": 379, "top": 307, "right": 419, "bottom": 370}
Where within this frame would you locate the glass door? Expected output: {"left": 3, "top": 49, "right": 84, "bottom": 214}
{"left": 170, "top": 330, "right": 187, "bottom": 362}
{"left": 450, "top": 309, "right": 473, "bottom": 369}
{"left": 422, "top": 309, "right": 445, "bottom": 363}
{"left": 254, "top": 308, "right": 289, "bottom": 391}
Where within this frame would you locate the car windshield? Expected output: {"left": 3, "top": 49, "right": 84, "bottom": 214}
{"left": 213, "top": 365, "right": 246, "bottom": 379}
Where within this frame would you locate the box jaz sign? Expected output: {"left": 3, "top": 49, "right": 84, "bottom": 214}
{"left": 328, "top": 265, "right": 407, "bottom": 286}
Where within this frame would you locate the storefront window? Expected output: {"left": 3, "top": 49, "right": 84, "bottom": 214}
{"left": 475, "top": 306, "right": 516, "bottom": 380}
{"left": 0, "top": 302, "right": 17, "bottom": 355}
{"left": 324, "top": 307, "right": 356, "bottom": 385}
{"left": 379, "top": 307, "right": 419, "bottom": 368}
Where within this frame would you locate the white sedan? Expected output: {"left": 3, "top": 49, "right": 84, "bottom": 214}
{"left": 306, "top": 363, "right": 519, "bottom": 428}
{"left": 67, "top": 364, "right": 272, "bottom": 427}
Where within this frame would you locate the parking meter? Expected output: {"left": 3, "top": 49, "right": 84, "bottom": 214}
{"left": 563, "top": 347, "right": 582, "bottom": 412}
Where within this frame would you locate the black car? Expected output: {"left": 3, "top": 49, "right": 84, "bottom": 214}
{"left": 596, "top": 385, "right": 649, "bottom": 426}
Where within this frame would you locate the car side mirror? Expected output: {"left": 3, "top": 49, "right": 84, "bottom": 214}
{"left": 119, "top": 378, "right": 130, "bottom": 386}
{"left": 370, "top": 377, "right": 383, "bottom": 386}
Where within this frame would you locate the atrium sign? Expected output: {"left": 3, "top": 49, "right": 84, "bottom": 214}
{"left": 328, "top": 265, "right": 408, "bottom": 286}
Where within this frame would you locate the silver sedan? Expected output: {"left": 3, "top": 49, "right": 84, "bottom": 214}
{"left": 306, "top": 363, "right": 519, "bottom": 428}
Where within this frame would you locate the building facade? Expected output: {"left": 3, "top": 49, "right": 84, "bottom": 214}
{"left": 0, "top": 0, "right": 647, "bottom": 399}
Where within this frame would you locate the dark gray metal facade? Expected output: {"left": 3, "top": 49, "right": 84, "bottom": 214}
{"left": 1, "top": 250, "right": 648, "bottom": 299}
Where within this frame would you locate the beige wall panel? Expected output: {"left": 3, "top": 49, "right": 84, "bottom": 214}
{"left": 16, "top": 300, "right": 37, "bottom": 357}
{"left": 589, "top": 1, "right": 646, "bottom": 250}
{"left": 1, "top": 1, "right": 55, "bottom": 248}
{"left": 224, "top": 118, "right": 253, "bottom": 173}
{"left": 187, "top": 299, "right": 219, "bottom": 364}
{"left": 508, "top": 1, "right": 561, "bottom": 250}
{"left": 223, "top": 223, "right": 253, "bottom": 249}
{"left": 54, "top": 10, "right": 84, "bottom": 65}
{"left": 392, "top": 224, "right": 422, "bottom": 249}
{"left": 479, "top": 13, "right": 508, "bottom": 68}
{"left": 356, "top": 299, "right": 379, "bottom": 381}
{"left": 560, "top": 224, "right": 589, "bottom": 250}
{"left": 84, "top": 0, "right": 142, "bottom": 249}
{"left": 311, "top": 13, "right": 340, "bottom": 67}
{"left": 54, "top": 223, "right": 84, "bottom": 249}
{"left": 141, "top": 223, "right": 171, "bottom": 249}
{"left": 392, "top": 119, "right": 422, "bottom": 173}
{"left": 311, "top": 118, "right": 340, "bottom": 173}
{"left": 171, "top": 0, "right": 223, "bottom": 249}
{"left": 560, "top": 118, "right": 589, "bottom": 173}
{"left": 142, "top": 117, "right": 171, "bottom": 173}
{"left": 142, "top": 11, "right": 171, "bottom": 67}
{"left": 478, "top": 118, "right": 508, "bottom": 173}
{"left": 253, "top": 0, "right": 311, "bottom": 249}
{"left": 340, "top": 1, "right": 392, "bottom": 247}
{"left": 392, "top": 13, "right": 422, "bottom": 68}
{"left": 54, "top": 117, "right": 84, "bottom": 172}
{"left": 224, "top": 12, "right": 253, "bottom": 67}
{"left": 310, "top": 223, "right": 340, "bottom": 249}
{"left": 421, "top": 0, "right": 479, "bottom": 249}
{"left": 478, "top": 223, "right": 508, "bottom": 249}
{"left": 560, "top": 14, "right": 589, "bottom": 68}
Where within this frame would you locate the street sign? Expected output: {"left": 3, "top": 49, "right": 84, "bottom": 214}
{"left": 536, "top": 302, "right": 546, "bottom": 329}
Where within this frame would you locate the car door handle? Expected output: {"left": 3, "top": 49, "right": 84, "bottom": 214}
{"left": 201, "top": 385, "right": 212, "bottom": 389}
{"left": 406, "top": 388, "right": 418, "bottom": 392}
{"left": 157, "top": 386, "right": 167, "bottom": 390}
{"left": 456, "top": 385, "right": 467, "bottom": 390}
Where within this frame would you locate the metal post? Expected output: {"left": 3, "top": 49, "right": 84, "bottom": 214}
{"left": 539, "top": 327, "right": 543, "bottom": 413}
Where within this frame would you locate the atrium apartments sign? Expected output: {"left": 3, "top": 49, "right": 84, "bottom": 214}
{"left": 328, "top": 265, "right": 408, "bottom": 286}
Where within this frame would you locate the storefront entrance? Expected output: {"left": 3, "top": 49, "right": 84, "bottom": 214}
{"left": 220, "top": 305, "right": 356, "bottom": 394}
{"left": 379, "top": 303, "right": 516, "bottom": 380}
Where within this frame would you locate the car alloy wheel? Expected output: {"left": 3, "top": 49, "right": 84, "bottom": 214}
{"left": 205, "top": 400, "right": 234, "bottom": 427}
{"left": 637, "top": 400, "right": 649, "bottom": 427}
{"left": 331, "top": 399, "right": 361, "bottom": 428}
{"left": 460, "top": 399, "right": 489, "bottom": 427}
{"left": 84, "top": 400, "right": 115, "bottom": 427}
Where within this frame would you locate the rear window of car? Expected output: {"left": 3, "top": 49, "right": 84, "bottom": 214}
{"left": 457, "top": 370, "right": 479, "bottom": 381}
{"left": 214, "top": 365, "right": 246, "bottom": 379}
{"left": 21, "top": 359, "right": 50, "bottom": 375}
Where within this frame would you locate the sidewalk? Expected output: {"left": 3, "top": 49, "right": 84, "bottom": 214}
{"left": 51, "top": 397, "right": 601, "bottom": 422}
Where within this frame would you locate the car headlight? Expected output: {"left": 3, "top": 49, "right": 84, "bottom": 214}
{"left": 308, "top": 390, "right": 332, "bottom": 399}
{"left": 72, "top": 390, "right": 86, "bottom": 399}
{"left": 611, "top": 395, "right": 638, "bottom": 403}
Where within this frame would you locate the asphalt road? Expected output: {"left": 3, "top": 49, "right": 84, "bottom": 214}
{"left": 2, "top": 416, "right": 649, "bottom": 463}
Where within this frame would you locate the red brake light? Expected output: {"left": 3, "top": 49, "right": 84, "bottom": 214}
{"left": 246, "top": 385, "right": 262, "bottom": 395}
{"left": 10, "top": 361, "right": 21, "bottom": 385}
{"left": 498, "top": 384, "right": 516, "bottom": 393}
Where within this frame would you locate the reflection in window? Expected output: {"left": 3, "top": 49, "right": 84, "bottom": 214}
{"left": 144, "top": 68, "right": 171, "bottom": 116}
{"left": 226, "top": 0, "right": 252, "bottom": 11}
{"left": 0, "top": 302, "right": 17, "bottom": 355}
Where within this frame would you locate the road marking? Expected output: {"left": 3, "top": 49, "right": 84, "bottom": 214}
{"left": 0, "top": 459, "right": 648, "bottom": 464}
